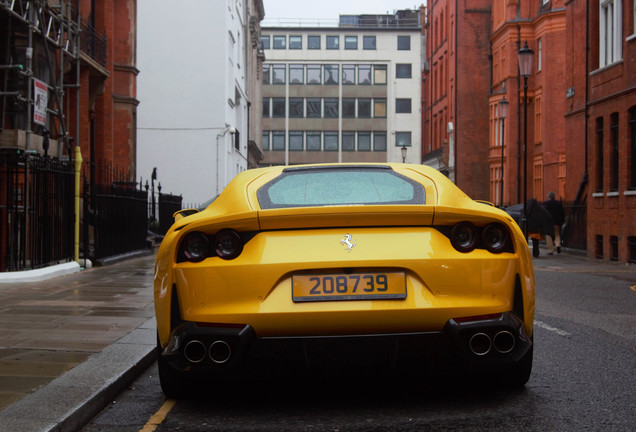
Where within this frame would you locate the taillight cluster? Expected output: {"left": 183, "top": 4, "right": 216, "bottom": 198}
{"left": 449, "top": 222, "right": 511, "bottom": 254}
{"left": 179, "top": 229, "right": 244, "bottom": 262}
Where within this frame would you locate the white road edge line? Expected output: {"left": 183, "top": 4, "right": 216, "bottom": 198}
{"left": 535, "top": 320, "right": 571, "bottom": 336}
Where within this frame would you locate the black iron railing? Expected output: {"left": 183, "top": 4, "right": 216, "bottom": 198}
{"left": 0, "top": 149, "right": 74, "bottom": 272}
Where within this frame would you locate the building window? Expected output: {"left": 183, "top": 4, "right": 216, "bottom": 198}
{"left": 374, "top": 99, "right": 387, "bottom": 118}
{"left": 326, "top": 35, "right": 339, "bottom": 49}
{"left": 610, "top": 235, "right": 619, "bottom": 260}
{"left": 358, "top": 99, "right": 371, "bottom": 118}
{"left": 260, "top": 36, "right": 270, "bottom": 50}
{"left": 610, "top": 112, "right": 619, "bottom": 191}
{"left": 342, "top": 99, "right": 356, "bottom": 118}
{"left": 324, "top": 98, "right": 339, "bottom": 118}
{"left": 262, "top": 98, "right": 270, "bottom": 117}
{"left": 358, "top": 132, "right": 371, "bottom": 151}
{"left": 272, "top": 131, "right": 285, "bottom": 151}
{"left": 342, "top": 132, "right": 355, "bottom": 151}
{"left": 307, "top": 98, "right": 322, "bottom": 118}
{"left": 289, "top": 131, "right": 304, "bottom": 151}
{"left": 263, "top": 64, "right": 270, "bottom": 84}
{"left": 307, "top": 64, "right": 321, "bottom": 84}
{"left": 397, "top": 35, "right": 410, "bottom": 50}
{"left": 396, "top": 63, "right": 412, "bottom": 78}
{"left": 324, "top": 64, "right": 339, "bottom": 84}
{"left": 595, "top": 235, "right": 604, "bottom": 258}
{"left": 272, "top": 64, "right": 286, "bottom": 84}
{"left": 629, "top": 236, "right": 636, "bottom": 263}
{"left": 289, "top": 98, "right": 304, "bottom": 118}
{"left": 307, "top": 132, "right": 321, "bottom": 151}
{"left": 537, "top": 38, "right": 542, "bottom": 72}
{"left": 273, "top": 35, "right": 286, "bottom": 49}
{"left": 358, "top": 65, "right": 371, "bottom": 84}
{"left": 363, "top": 36, "right": 376, "bottom": 50}
{"left": 289, "top": 64, "right": 304, "bottom": 84}
{"left": 324, "top": 131, "right": 339, "bottom": 151}
{"left": 596, "top": 117, "right": 604, "bottom": 192}
{"left": 272, "top": 98, "right": 285, "bottom": 118}
{"left": 342, "top": 65, "right": 356, "bottom": 84}
{"left": 629, "top": 107, "right": 636, "bottom": 189}
{"left": 345, "top": 36, "right": 358, "bottom": 50}
{"left": 308, "top": 35, "right": 321, "bottom": 49}
{"left": 396, "top": 98, "right": 411, "bottom": 113}
{"left": 262, "top": 131, "right": 270, "bottom": 151}
{"left": 289, "top": 35, "right": 302, "bottom": 49}
{"left": 599, "top": 0, "right": 623, "bottom": 67}
{"left": 396, "top": 132, "right": 411, "bottom": 147}
{"left": 374, "top": 133, "right": 387, "bottom": 151}
{"left": 374, "top": 65, "right": 387, "bottom": 84}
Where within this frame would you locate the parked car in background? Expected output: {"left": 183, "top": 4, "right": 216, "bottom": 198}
{"left": 154, "top": 163, "right": 535, "bottom": 396}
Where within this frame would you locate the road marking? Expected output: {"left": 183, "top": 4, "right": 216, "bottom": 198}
{"left": 139, "top": 399, "right": 176, "bottom": 432}
{"left": 535, "top": 320, "right": 571, "bottom": 336}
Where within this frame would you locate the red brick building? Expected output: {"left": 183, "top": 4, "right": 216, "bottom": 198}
{"left": 424, "top": 0, "right": 635, "bottom": 262}
{"left": 565, "top": 0, "right": 636, "bottom": 262}
{"left": 422, "top": 0, "right": 493, "bottom": 201}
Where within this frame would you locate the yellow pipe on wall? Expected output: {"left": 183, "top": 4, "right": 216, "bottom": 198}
{"left": 74, "top": 146, "right": 82, "bottom": 263}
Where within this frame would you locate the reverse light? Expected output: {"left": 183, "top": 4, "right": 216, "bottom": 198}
{"left": 450, "top": 222, "right": 478, "bottom": 253}
{"left": 482, "top": 223, "right": 509, "bottom": 254}
{"left": 214, "top": 229, "right": 243, "bottom": 260}
{"left": 183, "top": 232, "right": 210, "bottom": 262}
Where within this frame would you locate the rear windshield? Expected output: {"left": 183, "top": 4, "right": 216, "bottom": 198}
{"left": 257, "top": 166, "right": 426, "bottom": 209}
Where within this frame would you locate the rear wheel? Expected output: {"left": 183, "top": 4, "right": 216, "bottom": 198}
{"left": 157, "top": 334, "right": 192, "bottom": 398}
{"left": 498, "top": 343, "right": 533, "bottom": 388}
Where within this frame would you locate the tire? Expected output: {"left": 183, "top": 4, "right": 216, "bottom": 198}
{"left": 157, "top": 334, "right": 191, "bottom": 398}
{"left": 500, "top": 344, "right": 533, "bottom": 388}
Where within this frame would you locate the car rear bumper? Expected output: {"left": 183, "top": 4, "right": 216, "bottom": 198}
{"left": 160, "top": 312, "right": 532, "bottom": 379}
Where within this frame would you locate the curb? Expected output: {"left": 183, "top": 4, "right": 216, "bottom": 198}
{"left": 0, "top": 261, "right": 80, "bottom": 284}
{"left": 0, "top": 318, "right": 157, "bottom": 432}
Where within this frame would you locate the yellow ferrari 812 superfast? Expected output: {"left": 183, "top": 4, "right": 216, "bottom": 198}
{"left": 154, "top": 163, "right": 534, "bottom": 396}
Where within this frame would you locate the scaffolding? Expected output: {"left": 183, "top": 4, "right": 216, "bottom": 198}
{"left": 1, "top": 0, "right": 81, "bottom": 158}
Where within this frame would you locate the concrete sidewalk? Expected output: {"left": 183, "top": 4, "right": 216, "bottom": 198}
{"left": 0, "top": 253, "right": 157, "bottom": 432}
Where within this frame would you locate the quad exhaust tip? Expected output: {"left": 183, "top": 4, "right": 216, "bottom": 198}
{"left": 469, "top": 333, "right": 492, "bottom": 356}
{"left": 184, "top": 339, "right": 207, "bottom": 363}
{"left": 493, "top": 330, "right": 516, "bottom": 354}
{"left": 209, "top": 340, "right": 232, "bottom": 364}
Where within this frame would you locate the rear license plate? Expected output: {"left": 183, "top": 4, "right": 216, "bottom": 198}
{"left": 292, "top": 272, "right": 406, "bottom": 302}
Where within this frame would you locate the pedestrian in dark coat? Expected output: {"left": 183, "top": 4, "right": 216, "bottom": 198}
{"left": 542, "top": 191, "right": 565, "bottom": 254}
{"left": 525, "top": 198, "right": 554, "bottom": 257}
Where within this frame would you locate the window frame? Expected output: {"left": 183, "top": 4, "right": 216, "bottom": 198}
{"left": 396, "top": 98, "right": 412, "bottom": 114}
{"left": 289, "top": 35, "right": 302, "bottom": 50}
{"left": 363, "top": 35, "right": 376, "bottom": 50}
{"left": 326, "top": 35, "right": 339, "bottom": 49}
{"left": 273, "top": 35, "right": 286, "bottom": 50}
{"left": 397, "top": 35, "right": 411, "bottom": 50}
{"left": 396, "top": 63, "right": 412, "bottom": 79}
{"left": 344, "top": 35, "right": 358, "bottom": 50}
{"left": 308, "top": 35, "right": 321, "bottom": 49}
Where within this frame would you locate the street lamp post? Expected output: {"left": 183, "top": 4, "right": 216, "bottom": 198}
{"left": 518, "top": 41, "right": 534, "bottom": 238}
{"left": 498, "top": 96, "right": 509, "bottom": 207}
{"left": 401, "top": 145, "right": 407, "bottom": 163}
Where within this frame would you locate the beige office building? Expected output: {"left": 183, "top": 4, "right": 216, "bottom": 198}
{"left": 260, "top": 11, "right": 422, "bottom": 166}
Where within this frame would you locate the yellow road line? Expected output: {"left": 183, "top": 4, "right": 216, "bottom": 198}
{"left": 139, "top": 399, "right": 176, "bottom": 432}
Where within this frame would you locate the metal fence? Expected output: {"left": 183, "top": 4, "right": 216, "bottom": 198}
{"left": 158, "top": 192, "right": 182, "bottom": 235}
{"left": 89, "top": 182, "right": 148, "bottom": 260}
{"left": 0, "top": 150, "right": 74, "bottom": 272}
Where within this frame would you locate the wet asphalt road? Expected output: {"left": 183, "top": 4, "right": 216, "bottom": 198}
{"left": 81, "top": 256, "right": 636, "bottom": 432}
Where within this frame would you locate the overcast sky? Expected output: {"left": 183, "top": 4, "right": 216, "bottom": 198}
{"left": 262, "top": 0, "right": 422, "bottom": 22}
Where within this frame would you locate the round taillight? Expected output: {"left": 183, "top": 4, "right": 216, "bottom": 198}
{"left": 182, "top": 232, "right": 210, "bottom": 262}
{"left": 451, "top": 222, "right": 478, "bottom": 253}
{"left": 482, "top": 223, "right": 509, "bottom": 253}
{"left": 214, "top": 229, "right": 243, "bottom": 260}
